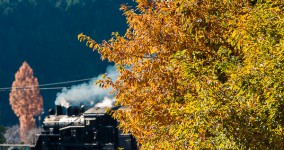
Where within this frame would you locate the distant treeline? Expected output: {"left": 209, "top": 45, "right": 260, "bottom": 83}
{"left": 0, "top": 0, "right": 122, "bottom": 14}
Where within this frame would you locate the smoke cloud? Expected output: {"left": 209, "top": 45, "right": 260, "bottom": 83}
{"left": 95, "top": 97, "right": 116, "bottom": 108}
{"left": 55, "top": 66, "right": 118, "bottom": 107}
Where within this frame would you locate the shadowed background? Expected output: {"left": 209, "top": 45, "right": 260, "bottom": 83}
{"left": 0, "top": 0, "right": 133, "bottom": 126}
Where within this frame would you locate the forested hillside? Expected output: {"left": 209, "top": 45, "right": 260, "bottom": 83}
{"left": 0, "top": 0, "right": 133, "bottom": 125}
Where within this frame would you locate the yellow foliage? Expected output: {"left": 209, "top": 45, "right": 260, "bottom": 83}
{"left": 79, "top": 0, "right": 284, "bottom": 149}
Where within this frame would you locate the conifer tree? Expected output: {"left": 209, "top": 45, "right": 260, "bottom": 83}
{"left": 9, "top": 61, "right": 43, "bottom": 144}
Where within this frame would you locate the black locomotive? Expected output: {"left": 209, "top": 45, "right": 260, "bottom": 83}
{"left": 32, "top": 105, "right": 138, "bottom": 150}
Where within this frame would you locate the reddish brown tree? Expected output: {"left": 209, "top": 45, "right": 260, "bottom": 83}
{"left": 9, "top": 61, "right": 43, "bottom": 143}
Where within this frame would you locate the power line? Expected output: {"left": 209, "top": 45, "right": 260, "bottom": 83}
{"left": 2, "top": 87, "right": 69, "bottom": 92}
{"left": 37, "top": 78, "right": 93, "bottom": 87}
{"left": 0, "top": 78, "right": 93, "bottom": 92}
{"left": 39, "top": 87, "right": 71, "bottom": 90}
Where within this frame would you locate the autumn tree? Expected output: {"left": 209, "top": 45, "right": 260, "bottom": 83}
{"left": 79, "top": 0, "right": 284, "bottom": 149}
{"left": 9, "top": 62, "right": 43, "bottom": 144}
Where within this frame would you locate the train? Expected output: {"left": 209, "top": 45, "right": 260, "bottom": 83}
{"left": 32, "top": 105, "right": 138, "bottom": 150}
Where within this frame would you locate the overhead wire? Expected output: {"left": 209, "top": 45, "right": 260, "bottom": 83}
{"left": 0, "top": 77, "right": 93, "bottom": 92}
{"left": 36, "top": 78, "right": 93, "bottom": 87}
{"left": 3, "top": 87, "right": 69, "bottom": 91}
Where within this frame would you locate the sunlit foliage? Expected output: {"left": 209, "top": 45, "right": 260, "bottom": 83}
{"left": 79, "top": 0, "right": 284, "bottom": 149}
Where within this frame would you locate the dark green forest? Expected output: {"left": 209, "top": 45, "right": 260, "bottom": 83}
{"left": 0, "top": 0, "right": 133, "bottom": 126}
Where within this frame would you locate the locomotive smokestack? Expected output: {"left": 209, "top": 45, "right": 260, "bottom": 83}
{"left": 80, "top": 105, "right": 85, "bottom": 114}
{"left": 67, "top": 106, "right": 80, "bottom": 116}
{"left": 49, "top": 108, "right": 55, "bottom": 115}
{"left": 56, "top": 105, "right": 63, "bottom": 115}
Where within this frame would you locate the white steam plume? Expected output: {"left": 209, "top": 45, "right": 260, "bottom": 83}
{"left": 95, "top": 97, "right": 116, "bottom": 108}
{"left": 55, "top": 66, "right": 118, "bottom": 107}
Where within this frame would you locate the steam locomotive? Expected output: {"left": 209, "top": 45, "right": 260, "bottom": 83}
{"left": 32, "top": 105, "right": 138, "bottom": 150}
